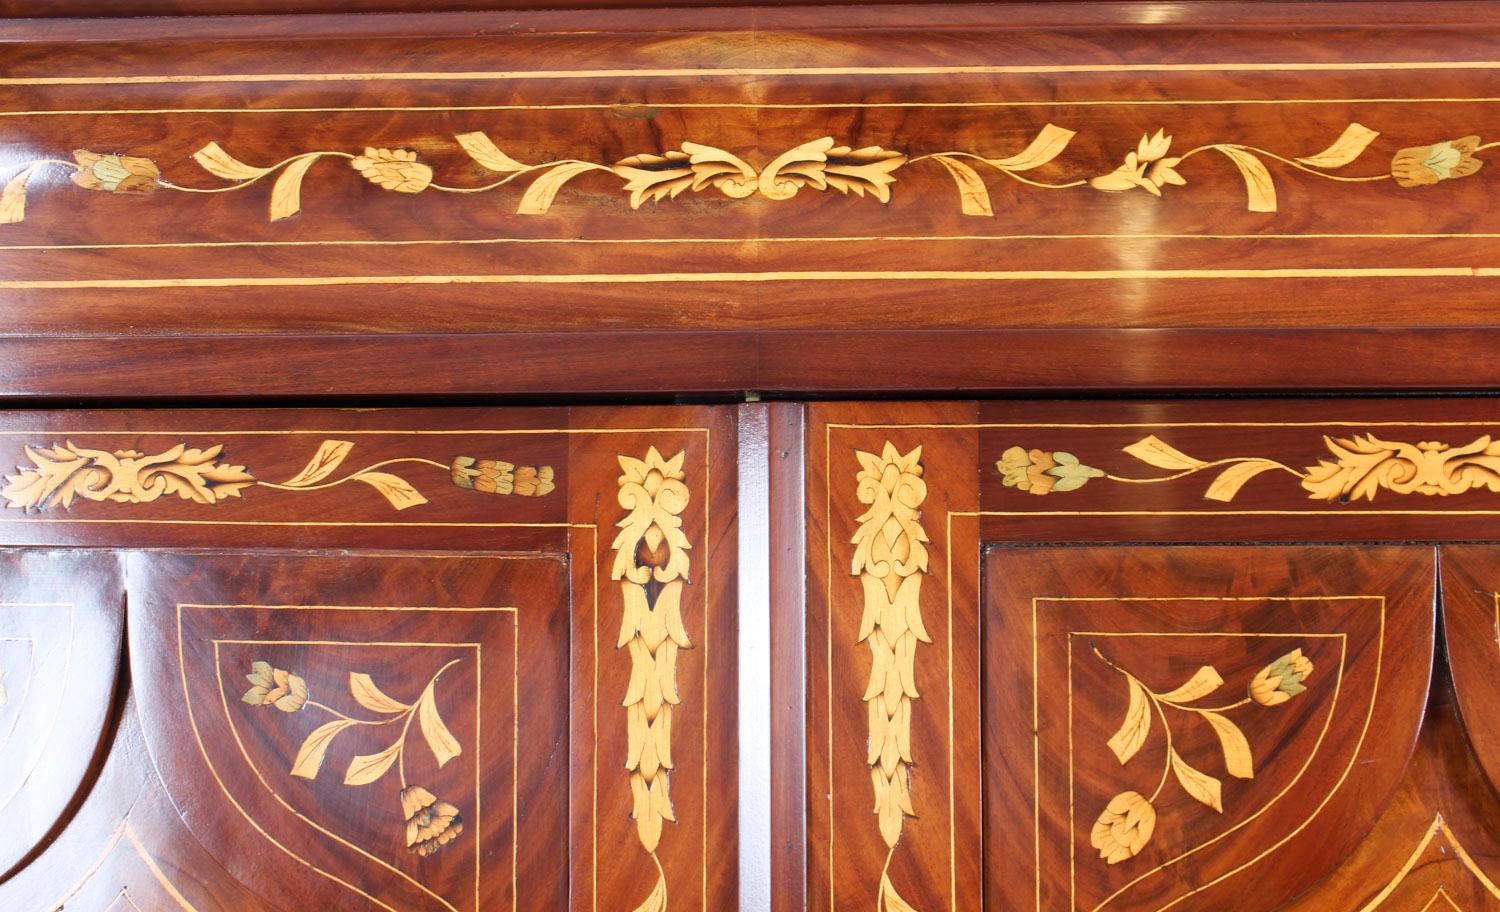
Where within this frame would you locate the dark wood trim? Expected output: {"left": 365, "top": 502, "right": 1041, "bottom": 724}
{"left": 768, "top": 402, "right": 808, "bottom": 912}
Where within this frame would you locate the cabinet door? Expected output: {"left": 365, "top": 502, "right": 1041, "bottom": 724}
{"left": 985, "top": 546, "right": 1433, "bottom": 912}
{"left": 788, "top": 401, "right": 1500, "bottom": 912}
{"left": 0, "top": 405, "right": 737, "bottom": 912}
{"left": 125, "top": 551, "right": 569, "bottom": 912}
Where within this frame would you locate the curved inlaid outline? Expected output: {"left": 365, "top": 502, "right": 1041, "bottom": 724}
{"left": 212, "top": 639, "right": 489, "bottom": 911}
{"left": 45, "top": 820, "right": 198, "bottom": 912}
{"left": 175, "top": 603, "right": 510, "bottom": 912}
{"left": 0, "top": 602, "right": 73, "bottom": 820}
{"left": 1057, "top": 625, "right": 1351, "bottom": 910}
{"left": 1029, "top": 595, "right": 1384, "bottom": 912}
{"left": 0, "top": 637, "right": 36, "bottom": 757}
{"left": 0, "top": 423, "right": 716, "bottom": 912}
{"left": 1356, "top": 813, "right": 1500, "bottom": 909}
{"left": 1419, "top": 888, "right": 1463, "bottom": 912}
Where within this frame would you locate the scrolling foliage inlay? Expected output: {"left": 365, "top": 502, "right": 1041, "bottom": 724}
{"left": 610, "top": 446, "right": 692, "bottom": 912}
{"left": 2, "top": 439, "right": 554, "bottom": 512}
{"left": 998, "top": 433, "right": 1500, "bottom": 504}
{"left": 850, "top": 442, "right": 930, "bottom": 912}
{"left": 1, "top": 122, "right": 1493, "bottom": 226}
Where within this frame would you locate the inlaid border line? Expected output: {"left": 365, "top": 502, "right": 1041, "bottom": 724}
{"left": 6, "top": 268, "right": 1500, "bottom": 291}
{"left": 11, "top": 232, "right": 1500, "bottom": 254}
{"left": 10, "top": 95, "right": 1500, "bottom": 117}
{"left": 14, "top": 60, "right": 1500, "bottom": 87}
{"left": 207, "top": 633, "right": 492, "bottom": 911}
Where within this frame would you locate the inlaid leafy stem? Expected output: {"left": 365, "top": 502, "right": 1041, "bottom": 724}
{"left": 258, "top": 439, "right": 440, "bottom": 511}
{"left": 1089, "top": 646, "right": 1314, "bottom": 865}
{"left": 2, "top": 124, "right": 1496, "bottom": 225}
{"left": 242, "top": 659, "right": 466, "bottom": 856}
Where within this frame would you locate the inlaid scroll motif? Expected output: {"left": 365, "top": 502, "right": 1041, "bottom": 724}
{"left": 2, "top": 439, "right": 553, "bottom": 512}
{"left": 610, "top": 446, "right": 692, "bottom": 912}
{"left": 998, "top": 433, "right": 1500, "bottom": 504}
{"left": 3, "top": 124, "right": 1492, "bottom": 225}
{"left": 850, "top": 442, "right": 930, "bottom": 912}
{"left": 1091, "top": 648, "right": 1313, "bottom": 865}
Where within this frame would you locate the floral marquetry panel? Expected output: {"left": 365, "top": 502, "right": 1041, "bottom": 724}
{"left": 126, "top": 551, "right": 569, "bottom": 912}
{"left": 983, "top": 546, "right": 1436, "bottom": 912}
{"left": 0, "top": 405, "right": 738, "bottom": 912}
{"left": 975, "top": 398, "right": 1500, "bottom": 544}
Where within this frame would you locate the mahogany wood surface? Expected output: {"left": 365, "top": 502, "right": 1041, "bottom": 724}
{"left": 1430, "top": 545, "right": 1500, "bottom": 815}
{"left": 768, "top": 402, "right": 808, "bottom": 912}
{"left": 986, "top": 545, "right": 1434, "bottom": 912}
{"left": 789, "top": 400, "right": 1500, "bottom": 912}
{"left": 0, "top": 550, "right": 123, "bottom": 883}
{"left": 0, "top": 404, "right": 739, "bottom": 912}
{"left": 4, "top": 2, "right": 1500, "bottom": 395}
{"left": 1279, "top": 670, "right": 1500, "bottom": 912}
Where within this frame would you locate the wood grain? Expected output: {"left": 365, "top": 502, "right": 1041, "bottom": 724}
{"left": 5, "top": 4, "right": 1500, "bottom": 394}
{"left": 985, "top": 545, "right": 1435, "bottom": 912}
{"left": 0, "top": 550, "right": 123, "bottom": 883}
{"left": 0, "top": 405, "right": 738, "bottom": 912}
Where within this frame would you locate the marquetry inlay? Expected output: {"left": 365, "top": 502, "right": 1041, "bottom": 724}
{"left": 1, "top": 123, "right": 1491, "bottom": 227}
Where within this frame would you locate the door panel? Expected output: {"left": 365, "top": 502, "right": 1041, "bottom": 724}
{"left": 984, "top": 546, "right": 1435, "bottom": 912}
{"left": 791, "top": 401, "right": 1500, "bottom": 912}
{"left": 0, "top": 550, "right": 123, "bottom": 881}
{"left": 0, "top": 404, "right": 739, "bottom": 912}
{"left": 128, "top": 551, "right": 569, "bottom": 912}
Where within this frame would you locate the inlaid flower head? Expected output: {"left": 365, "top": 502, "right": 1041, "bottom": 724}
{"left": 1391, "top": 136, "right": 1484, "bottom": 188}
{"left": 1249, "top": 649, "right": 1314, "bottom": 706}
{"left": 1090, "top": 129, "right": 1186, "bottom": 196}
{"left": 242, "top": 661, "right": 308, "bottom": 712}
{"left": 71, "top": 150, "right": 160, "bottom": 194}
{"left": 400, "top": 785, "right": 464, "bottom": 856}
{"left": 350, "top": 147, "right": 433, "bottom": 194}
{"left": 997, "top": 446, "right": 1104, "bottom": 495}
{"left": 513, "top": 465, "right": 555, "bottom": 497}
{"left": 451, "top": 456, "right": 516, "bottom": 494}
{"left": 1091, "top": 790, "right": 1156, "bottom": 864}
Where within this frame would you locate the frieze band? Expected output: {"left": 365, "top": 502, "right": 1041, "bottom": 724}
{"left": 1, "top": 123, "right": 1492, "bottom": 227}
{"left": 998, "top": 433, "right": 1500, "bottom": 504}
{"left": 1, "top": 440, "right": 554, "bottom": 512}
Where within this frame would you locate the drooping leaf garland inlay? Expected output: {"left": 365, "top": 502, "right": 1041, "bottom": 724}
{"left": 241, "top": 659, "right": 467, "bottom": 857}
{"left": 850, "top": 441, "right": 930, "bottom": 912}
{"left": 610, "top": 446, "right": 693, "bottom": 912}
{"left": 997, "top": 433, "right": 1500, "bottom": 504}
{"left": 0, "top": 123, "right": 1493, "bottom": 225}
{"left": 1, "top": 438, "right": 554, "bottom": 512}
{"left": 1090, "top": 648, "right": 1314, "bottom": 865}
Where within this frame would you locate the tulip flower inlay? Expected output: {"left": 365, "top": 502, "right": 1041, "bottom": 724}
{"left": 1091, "top": 645, "right": 1313, "bottom": 864}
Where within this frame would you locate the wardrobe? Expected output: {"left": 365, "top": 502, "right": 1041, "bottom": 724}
{"left": 1, "top": 2, "right": 1497, "bottom": 909}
